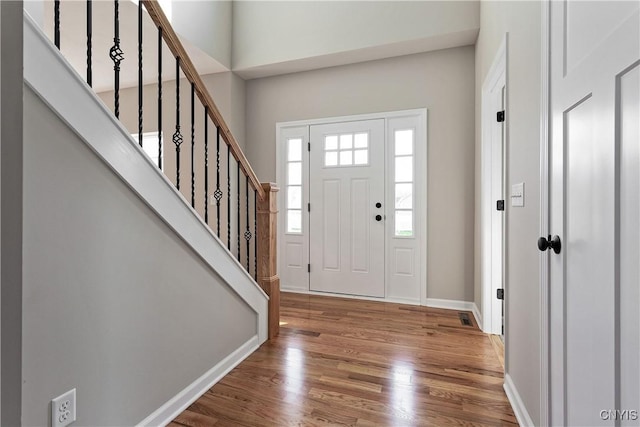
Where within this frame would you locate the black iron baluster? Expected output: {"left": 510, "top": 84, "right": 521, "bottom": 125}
{"left": 237, "top": 163, "right": 241, "bottom": 262}
{"left": 215, "top": 127, "right": 222, "bottom": 236}
{"left": 137, "top": 0, "right": 143, "bottom": 145}
{"left": 173, "top": 57, "right": 183, "bottom": 189}
{"left": 86, "top": 0, "right": 92, "bottom": 86}
{"left": 204, "top": 107, "right": 209, "bottom": 224}
{"left": 54, "top": 0, "right": 60, "bottom": 49}
{"left": 227, "top": 147, "right": 231, "bottom": 250}
{"left": 190, "top": 83, "right": 195, "bottom": 208}
{"left": 254, "top": 189, "right": 258, "bottom": 281}
{"left": 245, "top": 176, "right": 251, "bottom": 271}
{"left": 110, "top": 0, "right": 124, "bottom": 119}
{"left": 157, "top": 27, "right": 162, "bottom": 170}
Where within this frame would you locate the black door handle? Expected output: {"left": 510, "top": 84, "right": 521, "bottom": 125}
{"left": 538, "top": 235, "right": 561, "bottom": 254}
{"left": 375, "top": 215, "right": 382, "bottom": 221}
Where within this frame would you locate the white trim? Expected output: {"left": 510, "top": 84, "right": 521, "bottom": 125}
{"left": 136, "top": 335, "right": 260, "bottom": 427}
{"left": 282, "top": 288, "right": 420, "bottom": 306}
{"left": 480, "top": 35, "right": 508, "bottom": 335}
{"left": 278, "top": 108, "right": 428, "bottom": 128}
{"left": 504, "top": 373, "right": 535, "bottom": 427}
{"left": 425, "top": 298, "right": 477, "bottom": 313}
{"left": 539, "top": 1, "right": 550, "bottom": 425}
{"left": 23, "top": 14, "right": 269, "bottom": 342}
{"left": 471, "top": 302, "right": 483, "bottom": 331}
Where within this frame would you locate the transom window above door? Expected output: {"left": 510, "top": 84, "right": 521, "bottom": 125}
{"left": 324, "top": 132, "right": 369, "bottom": 167}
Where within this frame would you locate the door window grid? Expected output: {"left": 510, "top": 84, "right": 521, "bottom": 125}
{"left": 394, "top": 129, "right": 414, "bottom": 237}
{"left": 286, "top": 138, "right": 303, "bottom": 233}
{"left": 324, "top": 132, "right": 369, "bottom": 167}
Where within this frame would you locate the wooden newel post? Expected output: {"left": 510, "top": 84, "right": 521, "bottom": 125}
{"left": 257, "top": 182, "right": 279, "bottom": 340}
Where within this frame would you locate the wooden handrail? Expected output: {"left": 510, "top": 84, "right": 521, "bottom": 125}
{"left": 141, "top": 0, "right": 265, "bottom": 201}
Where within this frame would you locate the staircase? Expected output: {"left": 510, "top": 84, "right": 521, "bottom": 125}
{"left": 19, "top": 1, "right": 279, "bottom": 425}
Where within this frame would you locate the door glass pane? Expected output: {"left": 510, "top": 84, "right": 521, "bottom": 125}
{"left": 288, "top": 185, "right": 301, "bottom": 209}
{"left": 354, "top": 133, "right": 368, "bottom": 148}
{"left": 354, "top": 149, "right": 368, "bottom": 165}
{"left": 395, "top": 157, "right": 413, "bottom": 182}
{"left": 288, "top": 162, "right": 302, "bottom": 185}
{"left": 340, "top": 150, "right": 353, "bottom": 165}
{"left": 339, "top": 134, "right": 353, "bottom": 149}
{"left": 325, "top": 135, "right": 338, "bottom": 150}
{"left": 287, "top": 210, "right": 302, "bottom": 233}
{"left": 395, "top": 183, "right": 413, "bottom": 209}
{"left": 325, "top": 151, "right": 338, "bottom": 166}
{"left": 395, "top": 130, "right": 413, "bottom": 155}
{"left": 395, "top": 211, "right": 413, "bottom": 236}
{"left": 288, "top": 138, "right": 302, "bottom": 161}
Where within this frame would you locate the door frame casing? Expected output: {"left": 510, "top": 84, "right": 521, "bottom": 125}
{"left": 276, "top": 108, "right": 428, "bottom": 305}
{"left": 481, "top": 35, "right": 508, "bottom": 336}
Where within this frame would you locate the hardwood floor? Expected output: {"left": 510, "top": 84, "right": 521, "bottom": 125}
{"left": 170, "top": 293, "right": 517, "bottom": 427}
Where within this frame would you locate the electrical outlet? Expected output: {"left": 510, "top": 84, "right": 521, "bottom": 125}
{"left": 51, "top": 389, "right": 76, "bottom": 427}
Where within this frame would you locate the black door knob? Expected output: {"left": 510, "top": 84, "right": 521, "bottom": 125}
{"left": 375, "top": 215, "right": 382, "bottom": 221}
{"left": 375, "top": 202, "right": 382, "bottom": 208}
{"left": 538, "top": 235, "right": 561, "bottom": 254}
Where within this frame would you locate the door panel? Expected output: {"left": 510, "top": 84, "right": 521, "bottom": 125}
{"left": 310, "top": 119, "right": 385, "bottom": 297}
{"left": 549, "top": 2, "right": 639, "bottom": 425}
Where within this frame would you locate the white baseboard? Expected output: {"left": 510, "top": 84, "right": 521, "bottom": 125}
{"left": 504, "top": 373, "right": 535, "bottom": 427}
{"left": 425, "top": 298, "right": 476, "bottom": 312}
{"left": 471, "top": 302, "right": 483, "bottom": 330}
{"left": 281, "top": 288, "right": 420, "bottom": 306}
{"left": 137, "top": 335, "right": 260, "bottom": 427}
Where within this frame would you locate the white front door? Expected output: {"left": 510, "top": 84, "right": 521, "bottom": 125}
{"left": 548, "top": 2, "right": 639, "bottom": 425}
{"left": 309, "top": 119, "right": 385, "bottom": 297}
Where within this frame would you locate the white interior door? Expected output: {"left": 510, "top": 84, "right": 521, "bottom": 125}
{"left": 309, "top": 119, "right": 385, "bottom": 297}
{"left": 549, "top": 2, "right": 639, "bottom": 425}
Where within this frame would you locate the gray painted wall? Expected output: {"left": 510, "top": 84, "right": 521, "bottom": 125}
{"left": 232, "top": 1, "right": 479, "bottom": 72}
{"left": 245, "top": 47, "right": 476, "bottom": 302}
{"left": 474, "top": 1, "right": 542, "bottom": 423}
{"left": 1, "top": 2, "right": 24, "bottom": 424}
{"left": 172, "top": 1, "right": 232, "bottom": 69}
{"left": 22, "top": 86, "right": 257, "bottom": 426}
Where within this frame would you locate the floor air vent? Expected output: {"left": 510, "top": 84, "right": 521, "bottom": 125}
{"left": 458, "top": 312, "right": 472, "bottom": 326}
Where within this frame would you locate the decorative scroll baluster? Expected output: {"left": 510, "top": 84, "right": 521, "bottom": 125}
{"left": 215, "top": 127, "right": 222, "bottom": 236}
{"left": 137, "top": 0, "right": 143, "bottom": 145}
{"left": 190, "top": 83, "right": 195, "bottom": 208}
{"left": 109, "top": 0, "right": 124, "bottom": 119}
{"left": 173, "top": 57, "right": 183, "bottom": 189}
{"left": 245, "top": 177, "right": 251, "bottom": 271}
{"left": 157, "top": 27, "right": 162, "bottom": 170}
{"left": 227, "top": 147, "right": 231, "bottom": 250}
{"left": 237, "top": 163, "right": 241, "bottom": 261}
{"left": 254, "top": 190, "right": 258, "bottom": 281}
{"left": 86, "top": 0, "right": 92, "bottom": 86}
{"left": 204, "top": 107, "right": 209, "bottom": 224}
{"left": 54, "top": 0, "right": 60, "bottom": 49}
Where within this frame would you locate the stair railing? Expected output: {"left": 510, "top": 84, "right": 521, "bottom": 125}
{"left": 51, "top": 0, "right": 280, "bottom": 339}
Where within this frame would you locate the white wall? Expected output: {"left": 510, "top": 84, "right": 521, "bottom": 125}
{"left": 246, "top": 47, "right": 476, "bottom": 302}
{"left": 232, "top": 1, "right": 479, "bottom": 78}
{"left": 475, "top": 1, "right": 542, "bottom": 423}
{"left": 21, "top": 85, "right": 258, "bottom": 426}
{"left": 172, "top": 0, "right": 232, "bottom": 69}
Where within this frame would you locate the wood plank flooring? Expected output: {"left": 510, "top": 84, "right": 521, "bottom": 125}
{"left": 170, "top": 293, "right": 516, "bottom": 427}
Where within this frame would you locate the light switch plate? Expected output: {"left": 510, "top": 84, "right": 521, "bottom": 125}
{"left": 511, "top": 182, "right": 524, "bottom": 207}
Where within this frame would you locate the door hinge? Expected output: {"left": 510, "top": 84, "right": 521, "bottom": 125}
{"left": 307, "top": 203, "right": 311, "bottom": 212}
{"left": 497, "top": 289, "right": 504, "bottom": 300}
{"left": 496, "top": 200, "right": 505, "bottom": 211}
{"left": 497, "top": 110, "right": 505, "bottom": 122}
{"left": 307, "top": 264, "right": 310, "bottom": 273}
{"left": 308, "top": 142, "right": 311, "bottom": 152}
